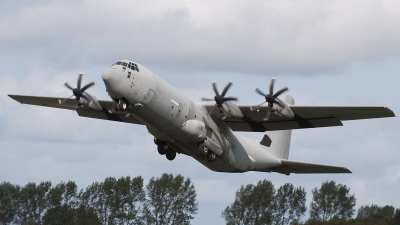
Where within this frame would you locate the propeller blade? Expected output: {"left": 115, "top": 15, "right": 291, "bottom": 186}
{"left": 250, "top": 101, "right": 267, "bottom": 111}
{"left": 77, "top": 73, "right": 83, "bottom": 89}
{"left": 80, "top": 82, "right": 95, "bottom": 92}
{"left": 273, "top": 87, "right": 289, "bottom": 98}
{"left": 212, "top": 82, "right": 219, "bottom": 96}
{"left": 58, "top": 95, "right": 74, "bottom": 104}
{"left": 201, "top": 97, "right": 214, "bottom": 101}
{"left": 223, "top": 97, "right": 238, "bottom": 102}
{"left": 64, "top": 82, "right": 74, "bottom": 91}
{"left": 81, "top": 95, "right": 88, "bottom": 100}
{"left": 255, "top": 87, "right": 267, "bottom": 97}
{"left": 221, "top": 82, "right": 233, "bottom": 97}
{"left": 269, "top": 77, "right": 276, "bottom": 95}
{"left": 263, "top": 107, "right": 271, "bottom": 121}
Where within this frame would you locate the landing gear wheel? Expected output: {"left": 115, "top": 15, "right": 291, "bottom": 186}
{"left": 198, "top": 143, "right": 208, "bottom": 156}
{"left": 157, "top": 145, "right": 166, "bottom": 155}
{"left": 207, "top": 151, "right": 217, "bottom": 162}
{"left": 117, "top": 102, "right": 127, "bottom": 111}
{"left": 154, "top": 137, "right": 161, "bottom": 145}
{"left": 166, "top": 151, "right": 176, "bottom": 161}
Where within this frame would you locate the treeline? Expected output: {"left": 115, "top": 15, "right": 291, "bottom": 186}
{"left": 2, "top": 176, "right": 399, "bottom": 225}
{"left": 0, "top": 174, "right": 197, "bottom": 225}
{"left": 222, "top": 180, "right": 400, "bottom": 225}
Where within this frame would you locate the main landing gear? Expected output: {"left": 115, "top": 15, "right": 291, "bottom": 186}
{"left": 197, "top": 141, "right": 217, "bottom": 162}
{"left": 154, "top": 137, "right": 176, "bottom": 161}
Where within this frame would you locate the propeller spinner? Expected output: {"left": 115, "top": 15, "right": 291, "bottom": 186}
{"left": 251, "top": 77, "right": 289, "bottom": 120}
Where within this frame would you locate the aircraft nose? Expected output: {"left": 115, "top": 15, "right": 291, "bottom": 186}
{"left": 102, "top": 69, "right": 123, "bottom": 93}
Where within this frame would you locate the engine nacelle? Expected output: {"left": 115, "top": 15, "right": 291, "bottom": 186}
{"left": 273, "top": 101, "right": 294, "bottom": 118}
{"left": 181, "top": 120, "right": 207, "bottom": 142}
{"left": 77, "top": 93, "right": 103, "bottom": 111}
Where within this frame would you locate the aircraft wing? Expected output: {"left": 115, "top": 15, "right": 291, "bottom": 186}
{"left": 214, "top": 104, "right": 395, "bottom": 132}
{"left": 267, "top": 159, "right": 352, "bottom": 175}
{"left": 8, "top": 95, "right": 144, "bottom": 125}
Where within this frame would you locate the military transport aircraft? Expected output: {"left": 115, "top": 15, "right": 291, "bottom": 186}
{"left": 8, "top": 60, "right": 396, "bottom": 175}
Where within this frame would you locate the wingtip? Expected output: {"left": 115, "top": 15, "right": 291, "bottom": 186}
{"left": 383, "top": 106, "right": 396, "bottom": 117}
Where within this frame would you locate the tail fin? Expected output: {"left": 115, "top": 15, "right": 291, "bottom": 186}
{"left": 260, "top": 95, "right": 294, "bottom": 159}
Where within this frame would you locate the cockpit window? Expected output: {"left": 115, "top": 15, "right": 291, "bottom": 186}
{"left": 110, "top": 61, "right": 139, "bottom": 72}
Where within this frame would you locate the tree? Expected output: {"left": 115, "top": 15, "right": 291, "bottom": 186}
{"left": 274, "top": 183, "right": 307, "bottom": 225}
{"left": 16, "top": 181, "right": 52, "bottom": 225}
{"left": 357, "top": 204, "right": 396, "bottom": 225}
{"left": 80, "top": 176, "right": 146, "bottom": 225}
{"left": 39, "top": 181, "right": 79, "bottom": 225}
{"left": 394, "top": 209, "right": 400, "bottom": 225}
{"left": 221, "top": 180, "right": 275, "bottom": 225}
{"left": 309, "top": 181, "right": 356, "bottom": 221}
{"left": 0, "top": 182, "right": 20, "bottom": 225}
{"left": 144, "top": 173, "right": 198, "bottom": 225}
{"left": 42, "top": 205, "right": 101, "bottom": 225}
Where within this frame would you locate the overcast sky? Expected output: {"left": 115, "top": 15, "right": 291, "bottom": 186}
{"left": 1, "top": 0, "right": 400, "bottom": 224}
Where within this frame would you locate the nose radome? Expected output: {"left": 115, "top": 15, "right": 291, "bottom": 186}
{"left": 102, "top": 69, "right": 112, "bottom": 81}
{"left": 102, "top": 68, "right": 122, "bottom": 92}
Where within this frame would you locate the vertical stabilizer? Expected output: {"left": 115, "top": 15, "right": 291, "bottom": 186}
{"left": 260, "top": 95, "right": 294, "bottom": 159}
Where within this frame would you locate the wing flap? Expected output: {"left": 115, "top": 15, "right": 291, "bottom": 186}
{"left": 226, "top": 117, "right": 343, "bottom": 132}
{"left": 268, "top": 159, "right": 351, "bottom": 175}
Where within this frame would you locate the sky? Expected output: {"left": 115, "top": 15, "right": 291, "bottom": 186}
{"left": 1, "top": 0, "right": 400, "bottom": 224}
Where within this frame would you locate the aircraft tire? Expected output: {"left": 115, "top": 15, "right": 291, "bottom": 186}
{"left": 157, "top": 145, "right": 166, "bottom": 155}
{"left": 199, "top": 145, "right": 208, "bottom": 156}
{"left": 207, "top": 152, "right": 216, "bottom": 162}
{"left": 166, "top": 151, "right": 176, "bottom": 161}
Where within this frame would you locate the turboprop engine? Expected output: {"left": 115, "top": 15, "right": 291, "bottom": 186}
{"left": 251, "top": 77, "right": 295, "bottom": 121}
{"left": 271, "top": 99, "right": 294, "bottom": 118}
{"left": 59, "top": 73, "right": 103, "bottom": 112}
{"left": 181, "top": 120, "right": 207, "bottom": 142}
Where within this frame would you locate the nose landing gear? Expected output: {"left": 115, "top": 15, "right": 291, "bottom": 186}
{"left": 114, "top": 99, "right": 129, "bottom": 111}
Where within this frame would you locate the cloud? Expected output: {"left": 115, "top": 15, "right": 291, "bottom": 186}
{"left": 1, "top": 0, "right": 400, "bottom": 75}
{"left": 1, "top": 1, "right": 400, "bottom": 224}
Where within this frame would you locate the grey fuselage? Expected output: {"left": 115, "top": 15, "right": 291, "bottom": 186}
{"left": 101, "top": 60, "right": 282, "bottom": 173}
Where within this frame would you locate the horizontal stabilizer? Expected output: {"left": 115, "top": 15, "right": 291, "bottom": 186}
{"left": 268, "top": 159, "right": 351, "bottom": 175}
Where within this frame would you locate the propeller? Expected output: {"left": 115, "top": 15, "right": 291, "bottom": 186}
{"left": 251, "top": 77, "right": 289, "bottom": 120}
{"left": 58, "top": 73, "right": 95, "bottom": 104}
{"left": 201, "top": 82, "right": 238, "bottom": 109}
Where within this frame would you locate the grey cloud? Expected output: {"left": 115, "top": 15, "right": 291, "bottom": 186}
{"left": 1, "top": 0, "right": 400, "bottom": 75}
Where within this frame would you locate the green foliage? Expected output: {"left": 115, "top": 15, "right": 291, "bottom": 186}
{"left": 394, "top": 209, "right": 400, "bottom": 225}
{"left": 0, "top": 182, "right": 20, "bottom": 225}
{"left": 274, "top": 183, "right": 307, "bottom": 225}
{"left": 144, "top": 173, "right": 198, "bottom": 225}
{"left": 357, "top": 204, "right": 396, "bottom": 225}
{"left": 221, "top": 180, "right": 276, "bottom": 225}
{"left": 80, "top": 176, "right": 146, "bottom": 225}
{"left": 309, "top": 181, "right": 356, "bottom": 221}
{"left": 42, "top": 205, "right": 101, "bottom": 225}
{"left": 16, "top": 181, "right": 52, "bottom": 224}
